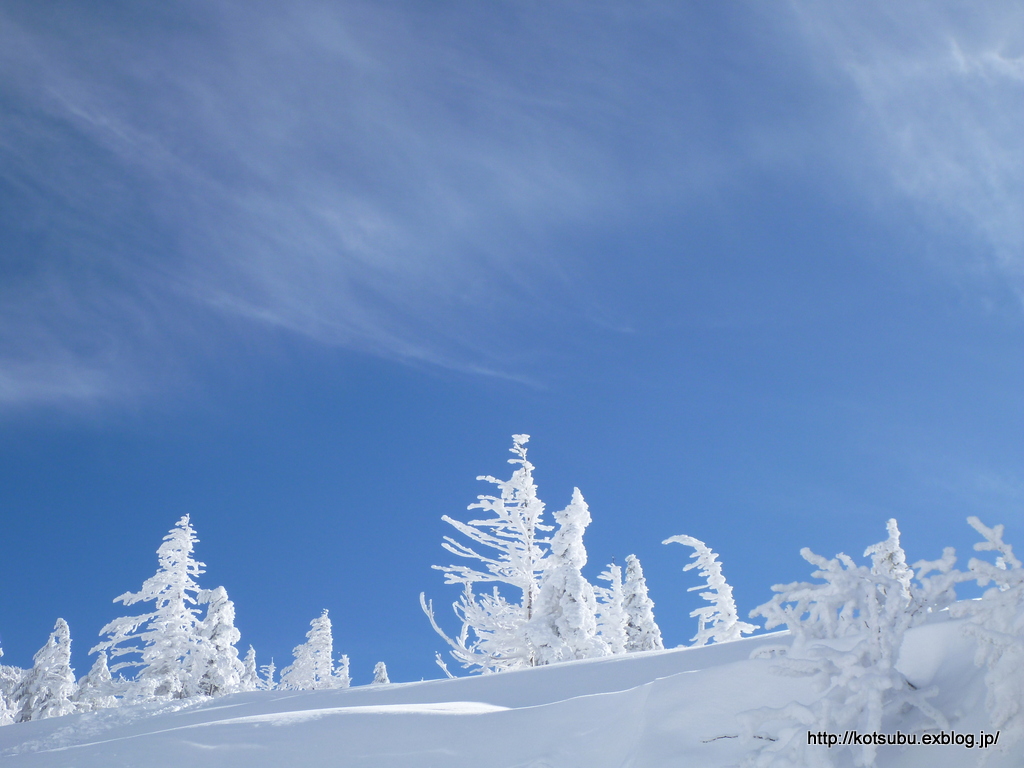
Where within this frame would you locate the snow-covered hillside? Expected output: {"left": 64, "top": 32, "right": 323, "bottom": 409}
{"left": 0, "top": 613, "right": 1012, "bottom": 768}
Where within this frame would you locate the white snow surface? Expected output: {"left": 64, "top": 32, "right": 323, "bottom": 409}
{"left": 0, "top": 614, "right": 1015, "bottom": 768}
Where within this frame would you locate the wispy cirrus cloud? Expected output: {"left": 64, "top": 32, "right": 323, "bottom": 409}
{"left": 792, "top": 0, "right": 1024, "bottom": 301}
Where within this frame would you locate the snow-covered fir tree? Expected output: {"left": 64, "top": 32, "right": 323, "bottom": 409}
{"left": 372, "top": 661, "right": 390, "bottom": 685}
{"left": 280, "top": 610, "right": 347, "bottom": 690}
{"left": 191, "top": 586, "right": 245, "bottom": 696}
{"left": 258, "top": 658, "right": 277, "bottom": 691}
{"left": 92, "top": 516, "right": 207, "bottom": 700}
{"left": 0, "top": 651, "right": 21, "bottom": 726}
{"left": 74, "top": 652, "right": 118, "bottom": 712}
{"left": 664, "top": 534, "right": 756, "bottom": 646}
{"left": 14, "top": 618, "right": 77, "bottom": 723}
{"left": 336, "top": 654, "right": 351, "bottom": 689}
{"left": 423, "top": 435, "right": 552, "bottom": 672}
{"left": 241, "top": 646, "right": 259, "bottom": 692}
{"left": 622, "top": 555, "right": 663, "bottom": 652}
{"left": 527, "top": 488, "right": 607, "bottom": 664}
{"left": 595, "top": 563, "right": 628, "bottom": 654}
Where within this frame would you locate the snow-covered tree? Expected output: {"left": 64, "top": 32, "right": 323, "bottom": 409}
{"left": 527, "top": 488, "right": 607, "bottom": 664}
{"left": 0, "top": 652, "right": 21, "bottom": 726}
{"left": 622, "top": 555, "right": 663, "bottom": 652}
{"left": 191, "top": 586, "right": 245, "bottom": 696}
{"left": 336, "top": 654, "right": 351, "bottom": 689}
{"left": 372, "top": 661, "right": 390, "bottom": 685}
{"left": 664, "top": 535, "right": 756, "bottom": 646}
{"left": 92, "top": 516, "right": 207, "bottom": 701}
{"left": 258, "top": 658, "right": 277, "bottom": 691}
{"left": 74, "top": 652, "right": 118, "bottom": 712}
{"left": 241, "top": 646, "right": 259, "bottom": 692}
{"left": 423, "top": 435, "right": 552, "bottom": 672}
{"left": 595, "top": 563, "right": 628, "bottom": 654}
{"left": 280, "top": 610, "right": 347, "bottom": 690}
{"left": 14, "top": 618, "right": 77, "bottom": 722}
{"left": 744, "top": 520, "right": 946, "bottom": 767}
{"left": 949, "top": 516, "right": 1024, "bottom": 749}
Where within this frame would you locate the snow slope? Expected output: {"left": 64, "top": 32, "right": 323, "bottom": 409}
{"left": 0, "top": 615, "right": 1014, "bottom": 768}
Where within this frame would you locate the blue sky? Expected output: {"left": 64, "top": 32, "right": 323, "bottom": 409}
{"left": 1, "top": 1, "right": 1022, "bottom": 683}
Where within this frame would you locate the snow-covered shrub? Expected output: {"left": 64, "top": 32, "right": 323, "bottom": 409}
{"left": 423, "top": 435, "right": 553, "bottom": 672}
{"left": 258, "top": 658, "right": 277, "bottom": 691}
{"left": 595, "top": 563, "right": 628, "bottom": 654}
{"left": 240, "top": 646, "right": 259, "bottom": 692}
{"left": 665, "top": 535, "right": 756, "bottom": 646}
{"left": 14, "top": 618, "right": 77, "bottom": 722}
{"left": 280, "top": 610, "right": 349, "bottom": 690}
{"left": 622, "top": 554, "right": 663, "bottom": 652}
{"left": 744, "top": 519, "right": 947, "bottom": 767}
{"left": 949, "top": 516, "right": 1024, "bottom": 749}
{"left": 372, "top": 661, "right": 390, "bottom": 685}
{"left": 526, "top": 488, "right": 608, "bottom": 664}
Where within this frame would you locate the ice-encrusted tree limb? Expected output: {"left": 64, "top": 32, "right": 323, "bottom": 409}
{"left": 744, "top": 519, "right": 947, "bottom": 767}
{"left": 949, "top": 516, "right": 1024, "bottom": 751}
{"left": 664, "top": 534, "right": 756, "bottom": 646}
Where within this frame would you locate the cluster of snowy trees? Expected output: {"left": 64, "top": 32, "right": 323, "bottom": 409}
{"left": 0, "top": 516, "right": 387, "bottom": 725}
{"left": 422, "top": 435, "right": 743, "bottom": 673}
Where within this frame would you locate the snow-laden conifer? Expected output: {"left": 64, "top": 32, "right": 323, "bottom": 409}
{"left": 0, "top": 652, "right": 21, "bottom": 726}
{"left": 74, "top": 652, "right": 118, "bottom": 712}
{"left": 423, "top": 435, "right": 552, "bottom": 672}
{"left": 744, "top": 519, "right": 946, "bottom": 767}
{"left": 949, "top": 516, "right": 1024, "bottom": 749}
{"left": 372, "top": 661, "right": 390, "bottom": 685}
{"left": 280, "top": 610, "right": 346, "bottom": 690}
{"left": 664, "top": 535, "right": 756, "bottom": 646}
{"left": 14, "top": 618, "right": 77, "bottom": 722}
{"left": 595, "top": 563, "right": 628, "bottom": 654}
{"left": 258, "top": 658, "right": 277, "bottom": 691}
{"left": 527, "top": 488, "right": 607, "bottom": 663}
{"left": 191, "top": 586, "right": 245, "bottom": 696}
{"left": 336, "top": 654, "right": 351, "bottom": 689}
{"left": 622, "top": 555, "right": 663, "bottom": 652}
{"left": 92, "top": 516, "right": 206, "bottom": 700}
{"left": 240, "top": 646, "right": 259, "bottom": 692}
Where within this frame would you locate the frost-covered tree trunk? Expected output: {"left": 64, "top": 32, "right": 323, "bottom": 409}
{"left": 372, "top": 661, "right": 389, "bottom": 685}
{"left": 191, "top": 586, "right": 245, "bottom": 697}
{"left": 622, "top": 555, "right": 663, "bottom": 652}
{"left": 664, "top": 535, "right": 756, "bottom": 646}
{"left": 527, "top": 489, "right": 607, "bottom": 664}
{"left": 92, "top": 516, "right": 207, "bottom": 701}
{"left": 423, "top": 435, "right": 552, "bottom": 672}
{"left": 595, "top": 563, "right": 628, "bottom": 654}
{"left": 14, "top": 619, "right": 77, "bottom": 722}
{"left": 74, "top": 652, "right": 118, "bottom": 712}
{"left": 280, "top": 610, "right": 347, "bottom": 690}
